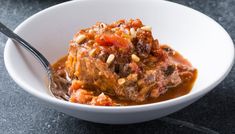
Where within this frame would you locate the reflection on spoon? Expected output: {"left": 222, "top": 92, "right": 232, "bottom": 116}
{"left": 0, "top": 22, "right": 69, "bottom": 100}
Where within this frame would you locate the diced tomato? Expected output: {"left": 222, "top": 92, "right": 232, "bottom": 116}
{"left": 68, "top": 80, "right": 83, "bottom": 94}
{"left": 69, "top": 89, "right": 94, "bottom": 104}
{"left": 95, "top": 34, "right": 130, "bottom": 49}
{"left": 131, "top": 19, "right": 142, "bottom": 27}
{"left": 90, "top": 93, "right": 114, "bottom": 106}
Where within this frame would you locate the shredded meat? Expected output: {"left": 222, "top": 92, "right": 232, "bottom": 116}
{"left": 64, "top": 19, "right": 196, "bottom": 105}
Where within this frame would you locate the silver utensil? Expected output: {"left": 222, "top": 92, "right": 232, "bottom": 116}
{"left": 0, "top": 22, "right": 70, "bottom": 100}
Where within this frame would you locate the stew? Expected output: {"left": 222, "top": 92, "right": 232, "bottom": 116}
{"left": 52, "top": 19, "right": 197, "bottom": 106}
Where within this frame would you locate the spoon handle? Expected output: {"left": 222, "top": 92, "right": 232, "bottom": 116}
{"left": 0, "top": 22, "right": 51, "bottom": 72}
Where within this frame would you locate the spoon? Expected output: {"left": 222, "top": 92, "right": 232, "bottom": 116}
{"left": 0, "top": 22, "right": 70, "bottom": 100}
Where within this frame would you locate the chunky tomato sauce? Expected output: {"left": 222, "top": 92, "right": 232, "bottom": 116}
{"left": 51, "top": 19, "right": 197, "bottom": 106}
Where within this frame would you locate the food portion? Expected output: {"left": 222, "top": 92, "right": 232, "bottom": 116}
{"left": 52, "top": 19, "right": 197, "bottom": 106}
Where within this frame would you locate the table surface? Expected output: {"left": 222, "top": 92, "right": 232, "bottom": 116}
{"left": 0, "top": 0, "right": 234, "bottom": 134}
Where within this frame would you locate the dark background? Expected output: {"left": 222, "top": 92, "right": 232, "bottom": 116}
{"left": 0, "top": 0, "right": 234, "bottom": 134}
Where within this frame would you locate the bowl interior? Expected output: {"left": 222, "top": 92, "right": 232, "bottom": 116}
{"left": 4, "top": 0, "right": 234, "bottom": 105}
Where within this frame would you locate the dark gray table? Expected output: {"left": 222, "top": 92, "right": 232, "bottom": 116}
{"left": 0, "top": 0, "right": 234, "bottom": 134}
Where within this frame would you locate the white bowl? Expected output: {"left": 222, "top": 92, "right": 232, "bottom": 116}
{"left": 4, "top": 0, "right": 234, "bottom": 124}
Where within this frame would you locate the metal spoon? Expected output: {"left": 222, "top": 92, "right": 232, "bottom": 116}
{"left": 0, "top": 22, "right": 70, "bottom": 100}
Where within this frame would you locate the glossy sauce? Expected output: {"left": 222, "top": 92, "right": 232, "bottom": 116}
{"left": 53, "top": 52, "right": 197, "bottom": 106}
{"left": 113, "top": 71, "right": 197, "bottom": 105}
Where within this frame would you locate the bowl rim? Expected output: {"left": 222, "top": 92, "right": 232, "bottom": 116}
{"left": 4, "top": 0, "right": 235, "bottom": 112}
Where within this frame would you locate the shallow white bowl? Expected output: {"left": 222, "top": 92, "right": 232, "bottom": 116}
{"left": 4, "top": 0, "right": 234, "bottom": 124}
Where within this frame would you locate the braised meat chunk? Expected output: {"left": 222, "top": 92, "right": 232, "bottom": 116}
{"left": 59, "top": 19, "right": 197, "bottom": 106}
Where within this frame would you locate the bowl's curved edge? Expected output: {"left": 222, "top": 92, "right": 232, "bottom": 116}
{"left": 3, "top": 0, "right": 235, "bottom": 114}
